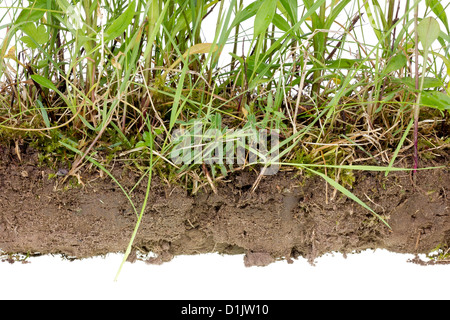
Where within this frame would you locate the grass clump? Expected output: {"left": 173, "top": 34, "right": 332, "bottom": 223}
{"left": 0, "top": 0, "right": 449, "bottom": 277}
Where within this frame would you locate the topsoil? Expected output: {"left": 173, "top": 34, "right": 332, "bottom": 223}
{"left": 0, "top": 142, "right": 449, "bottom": 266}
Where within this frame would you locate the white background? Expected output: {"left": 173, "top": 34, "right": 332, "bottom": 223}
{"left": 1, "top": 1, "right": 449, "bottom": 300}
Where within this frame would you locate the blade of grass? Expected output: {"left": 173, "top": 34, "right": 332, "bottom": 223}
{"left": 385, "top": 117, "right": 414, "bottom": 177}
{"left": 58, "top": 139, "right": 138, "bottom": 215}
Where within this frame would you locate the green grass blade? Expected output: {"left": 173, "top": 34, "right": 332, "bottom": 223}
{"left": 36, "top": 99, "right": 50, "bottom": 128}
{"left": 104, "top": 0, "right": 136, "bottom": 42}
{"left": 426, "top": 0, "right": 450, "bottom": 33}
{"left": 254, "top": 0, "right": 277, "bottom": 39}
{"left": 385, "top": 117, "right": 414, "bottom": 177}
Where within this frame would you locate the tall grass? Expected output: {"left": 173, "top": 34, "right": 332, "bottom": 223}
{"left": 0, "top": 0, "right": 449, "bottom": 277}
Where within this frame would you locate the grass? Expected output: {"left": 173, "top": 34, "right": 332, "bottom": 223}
{"left": 0, "top": 0, "right": 449, "bottom": 278}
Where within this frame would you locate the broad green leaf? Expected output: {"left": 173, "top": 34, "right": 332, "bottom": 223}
{"left": 417, "top": 17, "right": 440, "bottom": 50}
{"left": 15, "top": 0, "right": 47, "bottom": 24}
{"left": 385, "top": 118, "right": 414, "bottom": 177}
{"left": 31, "top": 74, "right": 58, "bottom": 92}
{"left": 104, "top": 0, "right": 136, "bottom": 41}
{"left": 35, "top": 24, "right": 48, "bottom": 42}
{"left": 20, "top": 22, "right": 37, "bottom": 35}
{"left": 135, "top": 141, "right": 147, "bottom": 148}
{"left": 425, "top": 0, "right": 449, "bottom": 33}
{"left": 421, "top": 91, "right": 450, "bottom": 111}
{"left": 20, "top": 23, "right": 49, "bottom": 49}
{"left": 384, "top": 53, "right": 407, "bottom": 74}
{"left": 246, "top": 55, "right": 280, "bottom": 73}
{"left": 169, "top": 62, "right": 189, "bottom": 130}
{"left": 254, "top": 0, "right": 278, "bottom": 38}
{"left": 278, "top": 0, "right": 297, "bottom": 25}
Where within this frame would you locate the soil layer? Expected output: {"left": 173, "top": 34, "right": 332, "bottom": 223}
{"left": 0, "top": 143, "right": 449, "bottom": 266}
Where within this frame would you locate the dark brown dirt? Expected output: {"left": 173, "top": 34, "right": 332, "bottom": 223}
{"left": 0, "top": 142, "right": 449, "bottom": 266}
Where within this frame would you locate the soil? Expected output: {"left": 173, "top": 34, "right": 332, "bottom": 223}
{"left": 0, "top": 142, "right": 449, "bottom": 266}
